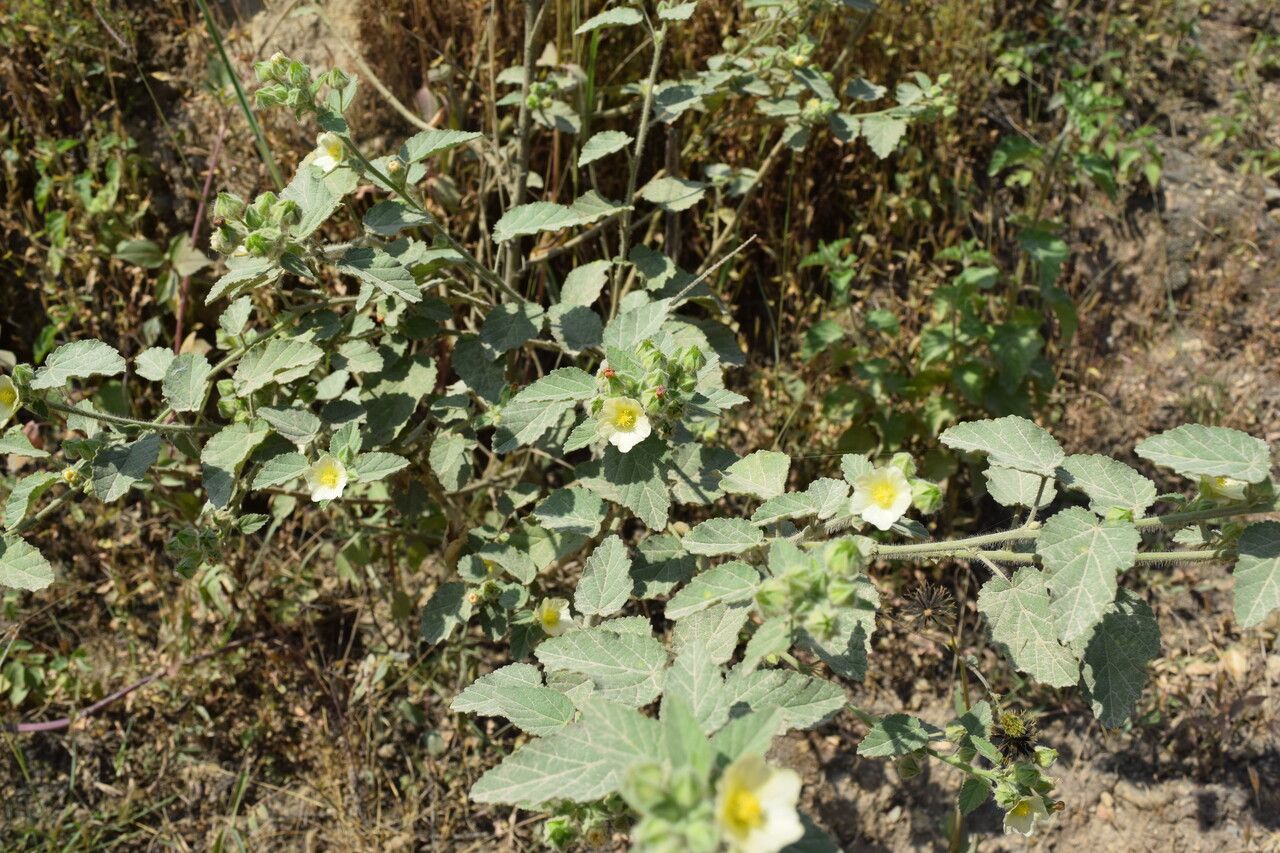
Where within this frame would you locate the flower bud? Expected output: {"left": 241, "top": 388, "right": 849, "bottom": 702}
{"left": 894, "top": 753, "right": 924, "bottom": 779}
{"left": 213, "top": 192, "right": 246, "bottom": 222}
{"left": 542, "top": 816, "right": 574, "bottom": 850}
{"left": 1033, "top": 746, "right": 1058, "bottom": 768}
{"left": 286, "top": 59, "right": 311, "bottom": 87}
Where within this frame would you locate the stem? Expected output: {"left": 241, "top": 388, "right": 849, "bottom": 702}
{"left": 507, "top": 0, "right": 545, "bottom": 288}
{"left": 871, "top": 498, "right": 1280, "bottom": 565}
{"left": 612, "top": 20, "right": 666, "bottom": 316}
{"left": 42, "top": 401, "right": 217, "bottom": 434}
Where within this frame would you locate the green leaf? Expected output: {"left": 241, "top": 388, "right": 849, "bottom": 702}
{"left": 720, "top": 450, "right": 790, "bottom": 500}
{"left": 281, "top": 161, "right": 357, "bottom": 239}
{"left": 1037, "top": 507, "right": 1140, "bottom": 643}
{"left": 632, "top": 535, "right": 696, "bottom": 599}
{"left": 602, "top": 438, "right": 671, "bottom": 529}
{"left": 638, "top": 176, "right": 706, "bottom": 212}
{"left": 1134, "top": 424, "right": 1271, "bottom": 483}
{"left": 1079, "top": 589, "right": 1160, "bottom": 726}
{"left": 751, "top": 492, "right": 818, "bottom": 525}
{"left": 421, "top": 581, "right": 472, "bottom": 644}
{"left": 958, "top": 778, "right": 990, "bottom": 816}
{"left": 205, "top": 256, "right": 283, "bottom": 304}
{"left": 534, "top": 487, "right": 605, "bottom": 536}
{"left": 31, "top": 340, "right": 126, "bottom": 390}
{"left": 669, "top": 443, "right": 736, "bottom": 505}
{"left": 0, "top": 427, "right": 49, "bottom": 459}
{"left": 1057, "top": 454, "right": 1157, "bottom": 518}
{"left": 601, "top": 298, "right": 672, "bottom": 351}
{"left": 575, "top": 535, "right": 633, "bottom": 617}
{"left": 984, "top": 465, "right": 1055, "bottom": 509}
{"left": 510, "top": 367, "right": 596, "bottom": 403}
{"left": 363, "top": 199, "right": 430, "bottom": 236}
{"left": 493, "top": 202, "right": 581, "bottom": 243}
{"left": 726, "top": 668, "right": 845, "bottom": 731}
{"left": 535, "top": 627, "right": 667, "bottom": 707}
{"left": 666, "top": 560, "right": 759, "bottom": 618}
{"left": 161, "top": 352, "right": 213, "bottom": 412}
{"left": 840, "top": 453, "right": 873, "bottom": 484}
{"left": 219, "top": 297, "right": 253, "bottom": 339}
{"left": 338, "top": 246, "right": 421, "bottom": 303}
{"left": 4, "top": 471, "right": 59, "bottom": 530}
{"left": 493, "top": 397, "right": 574, "bottom": 454}
{"left": 1234, "top": 521, "right": 1280, "bottom": 629}
{"left": 480, "top": 302, "right": 545, "bottom": 353}
{"left": 683, "top": 518, "right": 764, "bottom": 556}
{"left": 574, "top": 6, "right": 643, "bottom": 34}
{"left": 0, "top": 537, "right": 54, "bottom": 590}
{"left": 258, "top": 407, "right": 321, "bottom": 446}
{"left": 663, "top": 641, "right": 729, "bottom": 733}
{"left": 856, "top": 713, "right": 943, "bottom": 757}
{"left": 232, "top": 338, "right": 323, "bottom": 396}
{"left": 579, "top": 130, "right": 632, "bottom": 167}
{"left": 673, "top": 602, "right": 751, "bottom": 664}
{"left": 453, "top": 336, "right": 506, "bottom": 403}
{"left": 977, "top": 567, "right": 1079, "bottom": 687}
{"left": 860, "top": 113, "right": 908, "bottom": 158}
{"left": 559, "top": 260, "right": 612, "bottom": 307}
{"left": 93, "top": 433, "right": 162, "bottom": 502}
{"left": 429, "top": 431, "right": 474, "bottom": 491}
{"left": 739, "top": 617, "right": 792, "bottom": 674}
{"left": 805, "top": 478, "right": 850, "bottom": 520}
{"left": 352, "top": 451, "right": 408, "bottom": 482}
{"left": 134, "top": 346, "right": 175, "bottom": 382}
{"left": 711, "top": 708, "right": 783, "bottom": 764}
{"left": 252, "top": 452, "right": 309, "bottom": 489}
{"left": 549, "top": 305, "right": 604, "bottom": 354}
{"left": 399, "top": 128, "right": 481, "bottom": 162}
{"left": 657, "top": 1, "right": 698, "bottom": 20}
{"left": 451, "top": 664, "right": 574, "bottom": 736}
{"left": 114, "top": 238, "right": 165, "bottom": 268}
{"left": 940, "top": 415, "right": 1064, "bottom": 477}
{"left": 470, "top": 699, "right": 660, "bottom": 805}
{"left": 201, "top": 422, "right": 268, "bottom": 508}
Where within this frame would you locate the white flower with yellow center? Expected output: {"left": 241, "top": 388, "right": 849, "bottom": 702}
{"left": 1203, "top": 475, "right": 1247, "bottom": 501}
{"left": 0, "top": 375, "right": 18, "bottom": 427}
{"left": 715, "top": 754, "right": 804, "bottom": 853}
{"left": 1002, "top": 795, "right": 1049, "bottom": 836}
{"left": 309, "top": 132, "right": 345, "bottom": 174}
{"left": 305, "top": 454, "right": 348, "bottom": 502}
{"left": 849, "top": 465, "right": 913, "bottom": 531}
{"left": 533, "top": 598, "right": 573, "bottom": 636}
{"left": 598, "top": 397, "right": 652, "bottom": 453}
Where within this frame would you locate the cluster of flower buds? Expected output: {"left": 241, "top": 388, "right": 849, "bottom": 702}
{"left": 756, "top": 536, "right": 872, "bottom": 639}
{"left": 209, "top": 190, "right": 300, "bottom": 259}
{"left": 800, "top": 96, "right": 838, "bottom": 126}
{"left": 623, "top": 762, "right": 719, "bottom": 853}
{"left": 524, "top": 79, "right": 559, "bottom": 111}
{"left": 252, "top": 52, "right": 351, "bottom": 116}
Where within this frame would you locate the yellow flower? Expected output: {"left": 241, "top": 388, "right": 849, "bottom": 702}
{"left": 310, "top": 132, "right": 345, "bottom": 174}
{"left": 0, "top": 375, "right": 19, "bottom": 426}
{"left": 305, "top": 454, "right": 348, "bottom": 502}
{"left": 716, "top": 754, "right": 804, "bottom": 853}
{"left": 1203, "top": 475, "right": 1247, "bottom": 501}
{"left": 849, "top": 465, "right": 912, "bottom": 531}
{"left": 533, "top": 598, "right": 573, "bottom": 637}
{"left": 1002, "top": 795, "right": 1049, "bottom": 836}
{"left": 598, "top": 397, "right": 652, "bottom": 453}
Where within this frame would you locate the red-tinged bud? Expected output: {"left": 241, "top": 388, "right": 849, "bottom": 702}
{"left": 654, "top": 385, "right": 666, "bottom": 398}
{"left": 603, "top": 367, "right": 616, "bottom": 378}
